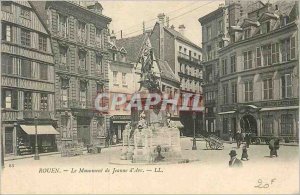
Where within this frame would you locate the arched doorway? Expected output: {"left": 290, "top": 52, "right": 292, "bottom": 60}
{"left": 240, "top": 114, "right": 258, "bottom": 136}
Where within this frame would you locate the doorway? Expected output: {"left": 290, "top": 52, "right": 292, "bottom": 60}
{"left": 5, "top": 127, "right": 14, "bottom": 154}
{"left": 240, "top": 114, "right": 257, "bottom": 136}
{"left": 77, "top": 117, "right": 91, "bottom": 146}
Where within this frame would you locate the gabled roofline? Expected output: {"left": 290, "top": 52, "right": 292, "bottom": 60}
{"left": 28, "top": 1, "right": 51, "bottom": 35}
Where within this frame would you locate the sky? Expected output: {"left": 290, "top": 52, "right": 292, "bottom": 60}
{"left": 101, "top": 1, "right": 224, "bottom": 46}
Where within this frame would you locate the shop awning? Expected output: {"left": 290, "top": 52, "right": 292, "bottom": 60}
{"left": 112, "top": 120, "right": 131, "bottom": 124}
{"left": 218, "top": 111, "right": 236, "bottom": 115}
{"left": 20, "top": 125, "right": 59, "bottom": 135}
{"left": 260, "top": 106, "right": 299, "bottom": 112}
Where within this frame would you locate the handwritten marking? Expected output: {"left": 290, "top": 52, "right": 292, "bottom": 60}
{"left": 254, "top": 178, "right": 276, "bottom": 189}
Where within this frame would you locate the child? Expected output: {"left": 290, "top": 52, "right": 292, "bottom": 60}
{"left": 241, "top": 143, "right": 249, "bottom": 161}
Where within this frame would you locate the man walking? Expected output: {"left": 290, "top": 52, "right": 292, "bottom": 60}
{"left": 229, "top": 150, "right": 243, "bottom": 168}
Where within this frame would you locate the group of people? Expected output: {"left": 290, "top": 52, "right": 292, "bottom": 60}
{"left": 229, "top": 135, "right": 280, "bottom": 168}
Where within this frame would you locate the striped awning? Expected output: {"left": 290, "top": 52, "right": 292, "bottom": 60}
{"left": 20, "top": 125, "right": 59, "bottom": 135}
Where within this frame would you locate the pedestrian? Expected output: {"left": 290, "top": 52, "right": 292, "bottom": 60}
{"left": 245, "top": 132, "right": 251, "bottom": 148}
{"left": 236, "top": 131, "right": 242, "bottom": 148}
{"left": 113, "top": 133, "right": 117, "bottom": 145}
{"left": 241, "top": 143, "right": 249, "bottom": 161}
{"left": 105, "top": 134, "right": 110, "bottom": 148}
{"left": 229, "top": 150, "right": 243, "bottom": 168}
{"left": 269, "top": 138, "right": 279, "bottom": 158}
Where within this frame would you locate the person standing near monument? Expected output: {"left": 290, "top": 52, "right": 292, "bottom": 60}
{"left": 229, "top": 150, "right": 243, "bottom": 168}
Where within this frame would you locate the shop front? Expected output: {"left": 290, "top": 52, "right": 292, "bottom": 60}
{"left": 110, "top": 115, "right": 131, "bottom": 144}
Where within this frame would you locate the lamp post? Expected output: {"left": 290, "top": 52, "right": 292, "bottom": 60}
{"left": 34, "top": 116, "right": 39, "bottom": 160}
{"left": 192, "top": 112, "right": 197, "bottom": 150}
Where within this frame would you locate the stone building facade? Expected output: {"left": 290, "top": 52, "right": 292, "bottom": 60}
{"left": 150, "top": 14, "right": 203, "bottom": 136}
{"left": 32, "top": 1, "right": 112, "bottom": 150}
{"left": 200, "top": 1, "right": 299, "bottom": 141}
{"left": 1, "top": 1, "right": 56, "bottom": 156}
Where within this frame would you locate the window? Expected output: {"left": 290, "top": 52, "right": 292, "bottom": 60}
{"left": 281, "top": 38, "right": 290, "bottom": 62}
{"left": 40, "top": 63, "right": 48, "bottom": 80}
{"left": 113, "top": 71, "right": 118, "bottom": 85}
{"left": 207, "top": 67, "right": 213, "bottom": 83}
{"left": 218, "top": 41, "right": 224, "bottom": 48}
{"left": 78, "top": 51, "right": 86, "bottom": 70}
{"left": 207, "top": 45, "right": 212, "bottom": 60}
{"left": 39, "top": 34, "right": 47, "bottom": 52}
{"left": 1, "top": 54, "right": 13, "bottom": 74}
{"left": 21, "top": 29, "right": 31, "bottom": 47}
{"left": 20, "top": 6, "right": 31, "bottom": 19}
{"left": 61, "top": 79, "right": 69, "bottom": 108}
{"left": 262, "top": 45, "right": 271, "bottom": 66}
{"left": 282, "top": 73, "right": 292, "bottom": 98}
{"left": 244, "top": 28, "right": 251, "bottom": 39}
{"left": 256, "top": 47, "right": 262, "bottom": 67}
{"left": 21, "top": 59, "right": 31, "bottom": 78}
{"left": 77, "top": 21, "right": 86, "bottom": 42}
{"left": 243, "top": 51, "right": 253, "bottom": 70}
{"left": 207, "top": 26, "right": 211, "bottom": 40}
{"left": 95, "top": 28, "right": 102, "bottom": 47}
{"left": 263, "top": 78, "right": 273, "bottom": 100}
{"left": 79, "top": 82, "right": 87, "bottom": 108}
{"left": 281, "top": 16, "right": 289, "bottom": 27}
{"left": 230, "top": 34, "right": 235, "bottom": 43}
{"left": 96, "top": 55, "right": 103, "bottom": 73}
{"left": 230, "top": 55, "right": 236, "bottom": 73}
{"left": 112, "top": 53, "right": 117, "bottom": 61}
{"left": 244, "top": 80, "right": 253, "bottom": 102}
{"left": 2, "top": 23, "right": 12, "bottom": 42}
{"left": 218, "top": 20, "right": 223, "bottom": 34}
{"left": 262, "top": 115, "right": 273, "bottom": 135}
{"left": 122, "top": 73, "right": 127, "bottom": 85}
{"left": 40, "top": 93, "right": 48, "bottom": 111}
{"left": 223, "top": 84, "right": 228, "bottom": 104}
{"left": 271, "top": 43, "right": 279, "bottom": 64}
{"left": 222, "top": 58, "right": 227, "bottom": 75}
{"left": 1, "top": 89, "right": 17, "bottom": 109}
{"left": 24, "top": 91, "right": 32, "bottom": 110}
{"left": 96, "top": 83, "right": 104, "bottom": 93}
{"left": 59, "top": 46, "right": 67, "bottom": 64}
{"left": 179, "top": 46, "right": 182, "bottom": 51}
{"left": 291, "top": 37, "right": 296, "bottom": 60}
{"left": 231, "top": 83, "right": 237, "bottom": 103}
{"left": 281, "top": 114, "right": 293, "bottom": 135}
{"left": 1, "top": 1, "right": 12, "bottom": 13}
{"left": 261, "top": 21, "right": 270, "bottom": 34}
{"left": 58, "top": 14, "right": 68, "bottom": 37}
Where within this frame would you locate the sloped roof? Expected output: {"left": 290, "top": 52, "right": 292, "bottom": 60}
{"left": 272, "top": 0, "right": 296, "bottom": 17}
{"left": 29, "top": 1, "right": 48, "bottom": 25}
{"left": 116, "top": 34, "right": 147, "bottom": 63}
{"left": 163, "top": 25, "right": 202, "bottom": 51}
{"left": 156, "top": 59, "right": 180, "bottom": 83}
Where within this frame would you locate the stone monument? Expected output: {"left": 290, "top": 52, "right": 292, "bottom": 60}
{"left": 120, "top": 41, "right": 182, "bottom": 163}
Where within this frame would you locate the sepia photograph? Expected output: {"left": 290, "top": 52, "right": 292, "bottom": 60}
{"left": 0, "top": 0, "right": 299, "bottom": 194}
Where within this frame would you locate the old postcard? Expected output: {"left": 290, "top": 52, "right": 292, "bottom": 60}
{"left": 0, "top": 0, "right": 299, "bottom": 194}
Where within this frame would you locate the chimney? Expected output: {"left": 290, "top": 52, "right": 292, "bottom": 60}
{"left": 178, "top": 24, "right": 186, "bottom": 36}
{"left": 110, "top": 30, "right": 116, "bottom": 44}
{"left": 166, "top": 16, "right": 170, "bottom": 27}
{"left": 157, "top": 13, "right": 166, "bottom": 26}
{"left": 170, "top": 25, "right": 175, "bottom": 30}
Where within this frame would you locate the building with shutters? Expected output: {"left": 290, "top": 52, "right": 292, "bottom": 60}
{"left": 32, "top": 1, "right": 112, "bottom": 150}
{"left": 200, "top": 0, "right": 299, "bottom": 141}
{"left": 1, "top": 1, "right": 56, "bottom": 156}
{"left": 150, "top": 14, "right": 204, "bottom": 136}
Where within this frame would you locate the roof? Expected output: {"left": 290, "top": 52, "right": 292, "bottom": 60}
{"left": 116, "top": 34, "right": 148, "bottom": 63}
{"left": 163, "top": 25, "right": 202, "bottom": 51}
{"left": 29, "top": 1, "right": 49, "bottom": 33}
{"left": 156, "top": 59, "right": 180, "bottom": 83}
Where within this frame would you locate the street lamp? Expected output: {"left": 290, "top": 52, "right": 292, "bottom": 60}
{"left": 34, "top": 116, "right": 39, "bottom": 160}
{"left": 192, "top": 112, "right": 197, "bottom": 150}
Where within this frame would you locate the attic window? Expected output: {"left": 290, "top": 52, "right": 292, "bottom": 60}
{"left": 281, "top": 16, "right": 289, "bottom": 27}
{"left": 261, "top": 21, "right": 270, "bottom": 34}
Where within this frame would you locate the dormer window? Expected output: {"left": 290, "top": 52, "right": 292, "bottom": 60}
{"left": 244, "top": 28, "right": 251, "bottom": 39}
{"left": 281, "top": 16, "right": 289, "bottom": 27}
{"left": 261, "top": 21, "right": 270, "bottom": 34}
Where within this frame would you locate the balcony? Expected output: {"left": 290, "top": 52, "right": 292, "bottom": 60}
{"left": 22, "top": 110, "right": 53, "bottom": 119}
{"left": 1, "top": 109, "right": 19, "bottom": 121}
{"left": 178, "top": 52, "right": 201, "bottom": 65}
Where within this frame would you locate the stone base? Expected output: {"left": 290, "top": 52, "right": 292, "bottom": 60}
{"left": 132, "top": 126, "right": 182, "bottom": 163}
